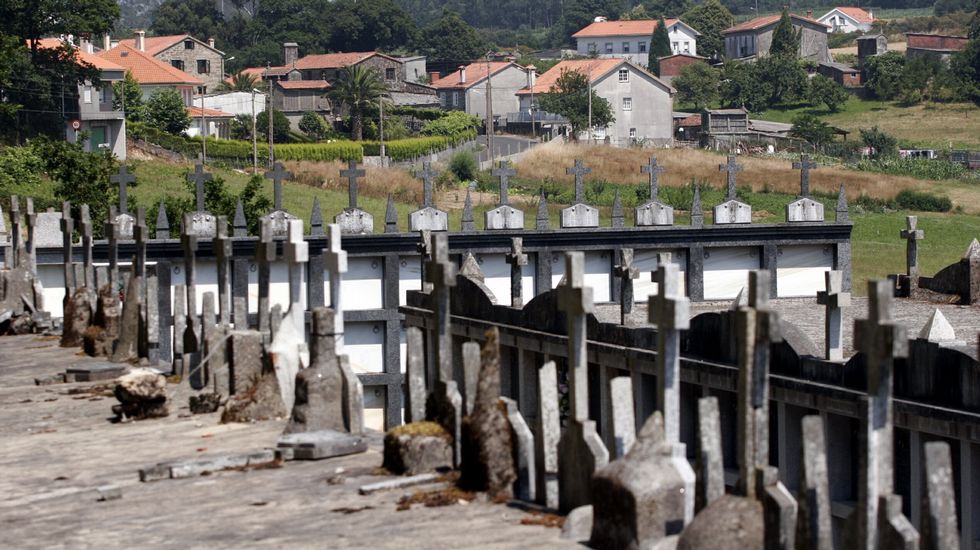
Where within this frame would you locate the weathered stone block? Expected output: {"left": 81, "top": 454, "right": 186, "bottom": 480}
{"left": 335, "top": 208, "right": 374, "bottom": 234}
{"left": 560, "top": 204, "right": 599, "bottom": 228}
{"left": 382, "top": 421, "right": 453, "bottom": 475}
{"left": 786, "top": 198, "right": 825, "bottom": 222}
{"left": 713, "top": 200, "right": 752, "bottom": 224}
{"left": 484, "top": 206, "right": 524, "bottom": 230}
{"left": 277, "top": 430, "right": 367, "bottom": 460}
{"left": 558, "top": 419, "right": 608, "bottom": 513}
{"left": 409, "top": 206, "right": 448, "bottom": 232}
{"left": 635, "top": 201, "right": 674, "bottom": 226}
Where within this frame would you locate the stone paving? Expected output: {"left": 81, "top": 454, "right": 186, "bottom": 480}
{"left": 0, "top": 335, "right": 573, "bottom": 548}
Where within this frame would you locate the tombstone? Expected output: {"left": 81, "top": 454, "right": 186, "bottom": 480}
{"left": 536, "top": 188, "right": 550, "bottom": 230}
{"left": 409, "top": 161, "right": 448, "bottom": 231}
{"left": 557, "top": 252, "right": 609, "bottom": 512}
{"left": 104, "top": 210, "right": 120, "bottom": 297}
{"left": 283, "top": 307, "right": 346, "bottom": 434}
{"left": 920, "top": 441, "right": 959, "bottom": 550}
{"left": 505, "top": 237, "right": 527, "bottom": 308}
{"left": 835, "top": 184, "right": 849, "bottom": 223}
{"left": 714, "top": 155, "right": 751, "bottom": 224}
{"left": 614, "top": 248, "right": 639, "bottom": 325}
{"left": 213, "top": 217, "right": 233, "bottom": 326}
{"left": 501, "top": 396, "right": 536, "bottom": 502}
{"left": 417, "top": 229, "right": 433, "bottom": 293}
{"left": 461, "top": 189, "right": 475, "bottom": 231}
{"left": 180, "top": 217, "right": 202, "bottom": 379}
{"left": 268, "top": 218, "right": 310, "bottom": 413}
{"left": 173, "top": 285, "right": 186, "bottom": 377}
{"left": 816, "top": 270, "right": 850, "bottom": 361}
{"left": 255, "top": 218, "right": 276, "bottom": 335}
{"left": 185, "top": 164, "right": 217, "bottom": 237}
{"left": 194, "top": 292, "right": 219, "bottom": 390}
{"left": 918, "top": 309, "right": 957, "bottom": 343}
{"left": 560, "top": 160, "right": 599, "bottom": 228}
{"left": 797, "top": 415, "right": 832, "bottom": 550}
{"left": 847, "top": 280, "right": 918, "bottom": 549}
{"left": 59, "top": 202, "right": 75, "bottom": 299}
{"left": 384, "top": 194, "right": 398, "bottom": 233}
{"left": 335, "top": 160, "right": 374, "bottom": 234}
{"left": 485, "top": 160, "right": 524, "bottom": 229}
{"left": 9, "top": 196, "right": 21, "bottom": 269}
{"left": 536, "top": 360, "right": 560, "bottom": 510}
{"left": 900, "top": 215, "right": 924, "bottom": 280}
{"left": 405, "top": 326, "right": 427, "bottom": 423}
{"left": 611, "top": 190, "right": 624, "bottom": 228}
{"left": 690, "top": 186, "right": 704, "bottom": 229}
{"left": 145, "top": 270, "right": 160, "bottom": 364}
{"left": 110, "top": 274, "right": 143, "bottom": 363}
{"left": 24, "top": 198, "right": 37, "bottom": 273}
{"left": 786, "top": 154, "right": 824, "bottom": 222}
{"left": 462, "top": 341, "right": 480, "bottom": 417}
{"left": 609, "top": 377, "right": 636, "bottom": 458}
{"left": 110, "top": 165, "right": 137, "bottom": 239}
{"left": 695, "top": 396, "right": 724, "bottom": 512}
{"left": 34, "top": 209, "right": 63, "bottom": 248}
{"left": 324, "top": 224, "right": 348, "bottom": 353}
{"left": 636, "top": 157, "right": 674, "bottom": 226}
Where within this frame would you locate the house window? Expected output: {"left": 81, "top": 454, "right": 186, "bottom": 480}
{"left": 171, "top": 59, "right": 184, "bottom": 71}
{"left": 638, "top": 41, "right": 647, "bottom": 53}
{"left": 618, "top": 69, "right": 629, "bottom": 82}
{"left": 588, "top": 42, "right": 597, "bottom": 54}
{"left": 605, "top": 42, "right": 613, "bottom": 53}
{"left": 629, "top": 128, "right": 637, "bottom": 139}
{"left": 100, "top": 86, "right": 110, "bottom": 104}
{"left": 83, "top": 87, "right": 92, "bottom": 104}
{"left": 385, "top": 67, "right": 396, "bottom": 80}
{"left": 451, "top": 92, "right": 458, "bottom": 107}
{"left": 184, "top": 39, "right": 194, "bottom": 50}
{"left": 672, "top": 41, "right": 679, "bottom": 53}
{"left": 197, "top": 60, "right": 210, "bottom": 74}
{"left": 683, "top": 42, "right": 690, "bottom": 54}
{"left": 622, "top": 42, "right": 630, "bottom": 53}
{"left": 622, "top": 97, "right": 632, "bottom": 111}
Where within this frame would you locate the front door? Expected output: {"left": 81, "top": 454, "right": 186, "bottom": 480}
{"left": 89, "top": 126, "right": 107, "bottom": 152}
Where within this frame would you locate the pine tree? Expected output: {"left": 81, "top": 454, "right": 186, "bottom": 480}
{"left": 649, "top": 15, "right": 672, "bottom": 76}
{"left": 769, "top": 9, "right": 800, "bottom": 58}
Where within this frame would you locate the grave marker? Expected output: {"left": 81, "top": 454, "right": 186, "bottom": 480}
{"left": 900, "top": 216, "right": 924, "bottom": 279}
{"left": 60, "top": 202, "right": 74, "bottom": 299}
{"left": 787, "top": 154, "right": 824, "bottom": 222}
{"left": 609, "top": 376, "right": 635, "bottom": 458}
{"left": 536, "top": 360, "right": 560, "bottom": 510}
{"left": 269, "top": 218, "right": 310, "bottom": 412}
{"left": 714, "top": 155, "right": 751, "bottom": 224}
{"left": 798, "top": 415, "right": 832, "bottom": 550}
{"left": 405, "top": 326, "right": 426, "bottom": 423}
{"left": 696, "top": 396, "right": 724, "bottom": 512}
{"left": 185, "top": 164, "right": 217, "bottom": 237}
{"left": 615, "top": 248, "right": 639, "bottom": 325}
{"left": 214, "top": 216, "right": 233, "bottom": 326}
{"left": 256, "top": 218, "right": 276, "bottom": 335}
{"left": 324, "top": 223, "right": 347, "bottom": 353}
{"left": 335, "top": 160, "right": 374, "bottom": 234}
{"left": 636, "top": 157, "right": 674, "bottom": 226}
{"left": 485, "top": 160, "right": 524, "bottom": 229}
{"left": 505, "top": 237, "right": 527, "bottom": 308}
{"left": 409, "top": 161, "right": 447, "bottom": 231}
{"left": 816, "top": 270, "right": 849, "bottom": 361}
{"left": 560, "top": 160, "right": 598, "bottom": 228}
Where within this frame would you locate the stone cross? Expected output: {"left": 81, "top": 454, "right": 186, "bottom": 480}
{"left": 80, "top": 204, "right": 94, "bottom": 290}
{"left": 696, "top": 396, "right": 725, "bottom": 512}
{"left": 609, "top": 376, "right": 636, "bottom": 458}
{"left": 641, "top": 156, "right": 666, "bottom": 202}
{"left": 492, "top": 160, "right": 516, "bottom": 206}
{"left": 9, "top": 196, "right": 21, "bottom": 268}
{"left": 340, "top": 159, "right": 366, "bottom": 210}
{"left": 900, "top": 216, "right": 924, "bottom": 278}
{"left": 60, "top": 202, "right": 74, "bottom": 297}
{"left": 920, "top": 441, "right": 959, "bottom": 550}
{"left": 566, "top": 159, "right": 591, "bottom": 204}
{"left": 557, "top": 252, "right": 594, "bottom": 422}
{"left": 256, "top": 218, "right": 276, "bottom": 335}
{"left": 417, "top": 161, "right": 438, "bottom": 207}
{"left": 405, "top": 326, "right": 427, "bottom": 423}
{"left": 188, "top": 163, "right": 213, "bottom": 212}
{"left": 426, "top": 232, "right": 457, "bottom": 382}
{"left": 799, "top": 415, "right": 833, "bottom": 550}
{"left": 283, "top": 218, "right": 308, "bottom": 325}
{"left": 792, "top": 154, "right": 817, "bottom": 197}
{"left": 111, "top": 165, "right": 136, "bottom": 214}
{"left": 462, "top": 341, "right": 480, "bottom": 416}
{"left": 505, "top": 237, "right": 527, "bottom": 308}
{"left": 417, "top": 229, "right": 433, "bottom": 293}
{"left": 615, "top": 248, "right": 639, "bottom": 325}
{"left": 180, "top": 221, "right": 199, "bottom": 321}
{"left": 816, "top": 270, "right": 850, "bottom": 361}
{"left": 537, "top": 360, "right": 560, "bottom": 510}
{"left": 134, "top": 208, "right": 148, "bottom": 287}
{"left": 214, "top": 216, "right": 233, "bottom": 326}
{"left": 104, "top": 208, "right": 119, "bottom": 294}
{"left": 650, "top": 263, "right": 689, "bottom": 445}
{"left": 264, "top": 161, "right": 292, "bottom": 211}
{"left": 324, "top": 223, "right": 348, "bottom": 353}
{"left": 719, "top": 155, "right": 743, "bottom": 201}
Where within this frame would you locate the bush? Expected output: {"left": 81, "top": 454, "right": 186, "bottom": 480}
{"left": 448, "top": 150, "right": 477, "bottom": 181}
{"left": 298, "top": 112, "right": 332, "bottom": 140}
{"left": 860, "top": 126, "right": 898, "bottom": 159}
{"left": 256, "top": 108, "right": 292, "bottom": 143}
{"left": 421, "top": 111, "right": 481, "bottom": 136}
{"left": 808, "top": 75, "right": 850, "bottom": 112}
{"left": 146, "top": 89, "right": 191, "bottom": 135}
{"left": 362, "top": 131, "right": 477, "bottom": 161}
{"left": 273, "top": 142, "right": 362, "bottom": 162}
{"left": 894, "top": 189, "right": 953, "bottom": 212}
{"left": 855, "top": 157, "right": 967, "bottom": 181}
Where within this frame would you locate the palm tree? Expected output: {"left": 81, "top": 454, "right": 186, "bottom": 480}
{"left": 217, "top": 71, "right": 260, "bottom": 93}
{"left": 331, "top": 65, "right": 387, "bottom": 141}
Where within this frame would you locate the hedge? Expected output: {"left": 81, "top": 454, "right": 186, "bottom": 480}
{"left": 854, "top": 157, "right": 967, "bottom": 181}
{"left": 361, "top": 130, "right": 477, "bottom": 161}
{"left": 274, "top": 142, "right": 362, "bottom": 162}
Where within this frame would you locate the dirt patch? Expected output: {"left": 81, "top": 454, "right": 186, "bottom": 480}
{"left": 520, "top": 512, "right": 566, "bottom": 529}
{"left": 396, "top": 486, "right": 476, "bottom": 511}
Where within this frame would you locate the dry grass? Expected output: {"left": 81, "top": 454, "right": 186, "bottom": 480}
{"left": 283, "top": 160, "right": 425, "bottom": 205}
{"left": 515, "top": 141, "right": 923, "bottom": 201}
{"left": 823, "top": 102, "right": 980, "bottom": 150}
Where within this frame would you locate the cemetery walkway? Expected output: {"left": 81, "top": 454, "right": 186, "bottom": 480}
{"left": 0, "top": 335, "right": 573, "bottom": 548}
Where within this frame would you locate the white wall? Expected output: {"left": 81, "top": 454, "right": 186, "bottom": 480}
{"left": 592, "top": 64, "right": 674, "bottom": 145}
{"left": 465, "top": 65, "right": 528, "bottom": 120}
{"left": 203, "top": 92, "right": 265, "bottom": 117}
{"left": 575, "top": 25, "right": 699, "bottom": 66}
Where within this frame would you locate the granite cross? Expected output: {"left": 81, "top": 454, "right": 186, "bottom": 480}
{"left": 614, "top": 248, "right": 639, "bottom": 325}
{"left": 416, "top": 161, "right": 438, "bottom": 207}
{"left": 650, "top": 263, "right": 689, "bottom": 444}
{"left": 505, "top": 237, "right": 527, "bottom": 308}
{"left": 256, "top": 218, "right": 276, "bottom": 334}
{"left": 80, "top": 204, "right": 94, "bottom": 289}
{"left": 492, "top": 160, "right": 517, "bottom": 206}
{"left": 641, "top": 157, "right": 666, "bottom": 202}
{"left": 60, "top": 202, "right": 74, "bottom": 297}
{"left": 340, "top": 159, "right": 366, "bottom": 210}
{"left": 283, "top": 218, "right": 308, "bottom": 334}
{"left": 188, "top": 163, "right": 213, "bottom": 212}
{"left": 180, "top": 221, "right": 199, "bottom": 321}
{"left": 799, "top": 415, "right": 833, "bottom": 550}
{"left": 557, "top": 251, "right": 594, "bottom": 422}
{"left": 417, "top": 229, "right": 433, "bottom": 292}
{"left": 537, "top": 360, "right": 560, "bottom": 510}
{"left": 566, "top": 159, "right": 591, "bottom": 204}
{"left": 324, "top": 223, "right": 348, "bottom": 353}
{"left": 264, "top": 161, "right": 292, "bottom": 211}
{"left": 792, "top": 154, "right": 817, "bottom": 197}
{"left": 111, "top": 165, "right": 136, "bottom": 214}
{"left": 816, "top": 270, "right": 850, "bottom": 361}
{"left": 718, "top": 155, "right": 743, "bottom": 201}
{"left": 426, "top": 232, "right": 457, "bottom": 382}
{"left": 214, "top": 216, "right": 233, "bottom": 326}
{"left": 104, "top": 207, "right": 119, "bottom": 294}
{"left": 9, "top": 196, "right": 21, "bottom": 268}
{"left": 900, "top": 215, "right": 924, "bottom": 278}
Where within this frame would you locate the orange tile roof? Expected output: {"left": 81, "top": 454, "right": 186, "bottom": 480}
{"left": 430, "top": 62, "right": 518, "bottom": 90}
{"left": 276, "top": 79, "right": 331, "bottom": 90}
{"left": 724, "top": 13, "right": 828, "bottom": 34}
{"left": 97, "top": 44, "right": 203, "bottom": 85}
{"left": 187, "top": 106, "right": 234, "bottom": 118}
{"left": 116, "top": 34, "right": 223, "bottom": 56}
{"left": 572, "top": 18, "right": 680, "bottom": 38}
{"left": 833, "top": 7, "right": 874, "bottom": 23}
{"left": 33, "top": 38, "right": 126, "bottom": 72}
{"left": 516, "top": 58, "right": 624, "bottom": 95}
{"left": 293, "top": 52, "right": 377, "bottom": 70}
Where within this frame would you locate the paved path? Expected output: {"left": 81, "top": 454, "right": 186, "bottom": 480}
{"left": 476, "top": 135, "right": 537, "bottom": 163}
{"left": 0, "top": 335, "right": 573, "bottom": 548}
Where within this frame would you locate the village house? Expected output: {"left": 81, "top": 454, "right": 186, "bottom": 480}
{"left": 723, "top": 13, "right": 831, "bottom": 63}
{"left": 516, "top": 58, "right": 674, "bottom": 146}
{"left": 817, "top": 61, "right": 862, "bottom": 87}
{"left": 906, "top": 33, "right": 970, "bottom": 63}
{"left": 572, "top": 18, "right": 700, "bottom": 67}
{"left": 656, "top": 53, "right": 708, "bottom": 84}
{"left": 97, "top": 43, "right": 202, "bottom": 106}
{"left": 817, "top": 7, "right": 875, "bottom": 33}
{"left": 430, "top": 62, "right": 531, "bottom": 123}
{"left": 114, "top": 31, "right": 226, "bottom": 94}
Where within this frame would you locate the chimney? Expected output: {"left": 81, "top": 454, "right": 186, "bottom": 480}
{"left": 79, "top": 35, "right": 93, "bottom": 54}
{"left": 869, "top": 9, "right": 874, "bottom": 20}
{"left": 208, "top": 37, "right": 215, "bottom": 49}
{"left": 429, "top": 71, "right": 440, "bottom": 82}
{"left": 283, "top": 42, "right": 299, "bottom": 66}
{"left": 134, "top": 30, "right": 145, "bottom": 52}
{"left": 806, "top": 8, "right": 813, "bottom": 18}
{"left": 458, "top": 65, "right": 466, "bottom": 83}
{"left": 102, "top": 33, "right": 111, "bottom": 51}
{"left": 526, "top": 65, "right": 537, "bottom": 88}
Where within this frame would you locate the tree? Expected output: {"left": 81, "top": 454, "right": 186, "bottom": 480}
{"left": 0, "top": 0, "right": 118, "bottom": 48}
{"left": 769, "top": 9, "right": 799, "bottom": 58}
{"left": 620, "top": 5, "right": 650, "bottom": 19}
{"left": 30, "top": 138, "right": 119, "bottom": 237}
{"left": 649, "top": 16, "right": 672, "bottom": 76}
{"left": 150, "top": 0, "right": 225, "bottom": 41}
{"left": 790, "top": 113, "right": 833, "bottom": 147}
{"left": 217, "top": 71, "right": 260, "bottom": 93}
{"left": 808, "top": 75, "right": 850, "bottom": 111}
{"left": 421, "top": 111, "right": 481, "bottom": 136}
{"left": 231, "top": 114, "right": 254, "bottom": 140}
{"left": 555, "top": 0, "right": 625, "bottom": 46}
{"left": 757, "top": 55, "right": 808, "bottom": 105}
{"left": 299, "top": 111, "right": 331, "bottom": 140}
{"left": 325, "top": 0, "right": 419, "bottom": 52}
{"left": 537, "top": 68, "right": 614, "bottom": 140}
{"left": 682, "top": 0, "right": 734, "bottom": 60}
{"left": 256, "top": 108, "right": 291, "bottom": 143}
{"left": 331, "top": 65, "right": 388, "bottom": 141}
{"left": 719, "top": 61, "right": 771, "bottom": 111}
{"left": 156, "top": 174, "right": 272, "bottom": 237}
{"left": 112, "top": 71, "right": 145, "bottom": 123}
{"left": 146, "top": 89, "right": 191, "bottom": 135}
{"left": 417, "top": 10, "right": 487, "bottom": 64}
{"left": 860, "top": 126, "right": 898, "bottom": 159}
{"left": 864, "top": 51, "right": 906, "bottom": 100}
{"left": 672, "top": 62, "right": 719, "bottom": 109}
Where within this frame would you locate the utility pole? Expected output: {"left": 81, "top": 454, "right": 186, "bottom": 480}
{"left": 251, "top": 88, "right": 258, "bottom": 173}
{"left": 485, "top": 52, "right": 494, "bottom": 161}
{"left": 587, "top": 71, "right": 593, "bottom": 144}
{"left": 267, "top": 63, "right": 274, "bottom": 169}
{"left": 528, "top": 65, "right": 536, "bottom": 139}
{"left": 379, "top": 90, "right": 386, "bottom": 167}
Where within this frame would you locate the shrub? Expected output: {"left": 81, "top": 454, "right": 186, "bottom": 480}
{"left": 894, "top": 189, "right": 953, "bottom": 212}
{"left": 298, "top": 112, "right": 332, "bottom": 140}
{"left": 448, "top": 150, "right": 477, "bottom": 181}
{"left": 860, "top": 126, "right": 898, "bottom": 159}
{"left": 146, "top": 89, "right": 191, "bottom": 135}
{"left": 363, "top": 131, "right": 476, "bottom": 161}
{"left": 856, "top": 157, "right": 966, "bottom": 181}
{"left": 420, "top": 111, "right": 481, "bottom": 136}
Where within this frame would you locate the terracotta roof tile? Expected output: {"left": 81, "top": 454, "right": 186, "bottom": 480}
{"left": 116, "top": 35, "right": 223, "bottom": 56}
{"left": 187, "top": 106, "right": 234, "bottom": 118}
{"left": 516, "top": 58, "right": 624, "bottom": 95}
{"left": 430, "top": 62, "right": 518, "bottom": 90}
{"left": 96, "top": 44, "right": 202, "bottom": 85}
{"left": 276, "top": 79, "right": 331, "bottom": 90}
{"left": 724, "top": 13, "right": 829, "bottom": 34}
{"left": 834, "top": 7, "right": 874, "bottom": 24}
{"left": 572, "top": 18, "right": 681, "bottom": 38}
{"left": 293, "top": 52, "right": 376, "bottom": 70}
{"left": 33, "top": 38, "right": 125, "bottom": 73}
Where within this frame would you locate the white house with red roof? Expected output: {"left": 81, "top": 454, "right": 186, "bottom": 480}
{"left": 817, "top": 7, "right": 875, "bottom": 33}
{"left": 723, "top": 13, "right": 831, "bottom": 62}
{"left": 572, "top": 18, "right": 700, "bottom": 68}
{"left": 430, "top": 62, "right": 532, "bottom": 121}
{"left": 516, "top": 58, "right": 674, "bottom": 146}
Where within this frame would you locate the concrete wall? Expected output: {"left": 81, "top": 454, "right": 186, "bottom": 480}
{"left": 203, "top": 92, "right": 266, "bottom": 117}
{"left": 576, "top": 25, "right": 699, "bottom": 67}
{"left": 464, "top": 65, "right": 529, "bottom": 120}
{"left": 70, "top": 81, "right": 127, "bottom": 159}
{"left": 725, "top": 21, "right": 829, "bottom": 63}
{"left": 591, "top": 64, "right": 674, "bottom": 145}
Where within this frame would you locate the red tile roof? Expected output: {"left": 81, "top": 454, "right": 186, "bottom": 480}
{"left": 96, "top": 44, "right": 202, "bottom": 85}
{"left": 33, "top": 38, "right": 126, "bottom": 73}
{"left": 430, "top": 62, "right": 519, "bottom": 90}
{"left": 723, "top": 13, "right": 829, "bottom": 34}
{"left": 276, "top": 79, "right": 331, "bottom": 90}
{"left": 187, "top": 106, "right": 234, "bottom": 118}
{"left": 116, "top": 34, "right": 223, "bottom": 56}
{"left": 572, "top": 18, "right": 682, "bottom": 38}
{"left": 516, "top": 58, "right": 624, "bottom": 95}
{"left": 293, "top": 52, "right": 377, "bottom": 70}
{"left": 833, "top": 7, "right": 874, "bottom": 24}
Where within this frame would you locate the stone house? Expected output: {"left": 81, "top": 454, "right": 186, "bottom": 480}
{"left": 723, "top": 13, "right": 831, "bottom": 63}
{"left": 573, "top": 18, "right": 700, "bottom": 68}
{"left": 817, "top": 7, "right": 875, "bottom": 33}
{"left": 430, "top": 62, "right": 531, "bottom": 122}
{"left": 656, "top": 53, "right": 709, "bottom": 84}
{"left": 272, "top": 80, "right": 333, "bottom": 129}
{"left": 516, "top": 58, "right": 675, "bottom": 146}
{"left": 97, "top": 43, "right": 202, "bottom": 106}
{"left": 115, "top": 31, "right": 226, "bottom": 94}
{"left": 906, "top": 33, "right": 970, "bottom": 63}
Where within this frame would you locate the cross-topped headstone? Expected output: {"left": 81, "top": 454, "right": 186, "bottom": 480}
{"left": 324, "top": 223, "right": 348, "bottom": 353}
{"left": 485, "top": 161, "right": 524, "bottom": 230}
{"left": 335, "top": 160, "right": 373, "bottom": 234}
{"left": 561, "top": 160, "right": 599, "bottom": 228}
{"left": 417, "top": 229, "right": 433, "bottom": 292}
{"left": 566, "top": 159, "right": 591, "bottom": 204}
{"left": 417, "top": 161, "right": 438, "bottom": 208}
{"left": 340, "top": 159, "right": 365, "bottom": 210}
{"left": 134, "top": 208, "right": 148, "bottom": 282}
{"left": 615, "top": 248, "right": 639, "bottom": 325}
{"left": 180, "top": 219, "right": 199, "bottom": 320}
{"left": 410, "top": 162, "right": 448, "bottom": 231}
{"left": 557, "top": 252, "right": 594, "bottom": 422}
{"left": 111, "top": 165, "right": 136, "bottom": 214}
{"left": 641, "top": 156, "right": 666, "bottom": 202}
{"left": 188, "top": 163, "right": 213, "bottom": 212}
{"left": 426, "top": 232, "right": 457, "bottom": 383}
{"left": 900, "top": 215, "right": 924, "bottom": 278}
{"left": 792, "top": 154, "right": 817, "bottom": 197}
{"left": 719, "top": 155, "right": 743, "bottom": 201}
{"left": 492, "top": 160, "right": 516, "bottom": 206}
{"left": 214, "top": 216, "right": 233, "bottom": 326}
{"left": 816, "top": 270, "right": 850, "bottom": 361}
{"left": 650, "top": 263, "right": 689, "bottom": 445}
{"left": 60, "top": 202, "right": 74, "bottom": 298}
{"left": 505, "top": 237, "right": 527, "bottom": 308}
{"left": 264, "top": 161, "right": 292, "bottom": 211}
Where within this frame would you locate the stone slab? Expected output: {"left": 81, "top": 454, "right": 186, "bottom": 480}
{"left": 409, "top": 207, "right": 448, "bottom": 232}
{"left": 263, "top": 210, "right": 298, "bottom": 238}
{"left": 139, "top": 449, "right": 278, "bottom": 482}
{"left": 786, "top": 198, "right": 825, "bottom": 222}
{"left": 335, "top": 208, "right": 374, "bottom": 235}
{"left": 34, "top": 212, "right": 64, "bottom": 248}
{"left": 635, "top": 201, "right": 674, "bottom": 226}
{"left": 484, "top": 206, "right": 525, "bottom": 230}
{"left": 560, "top": 204, "right": 599, "bottom": 228}
{"left": 184, "top": 212, "right": 217, "bottom": 238}
{"left": 277, "top": 430, "right": 368, "bottom": 460}
{"left": 713, "top": 200, "right": 752, "bottom": 224}
{"left": 65, "top": 362, "right": 127, "bottom": 382}
{"left": 357, "top": 473, "right": 442, "bottom": 495}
